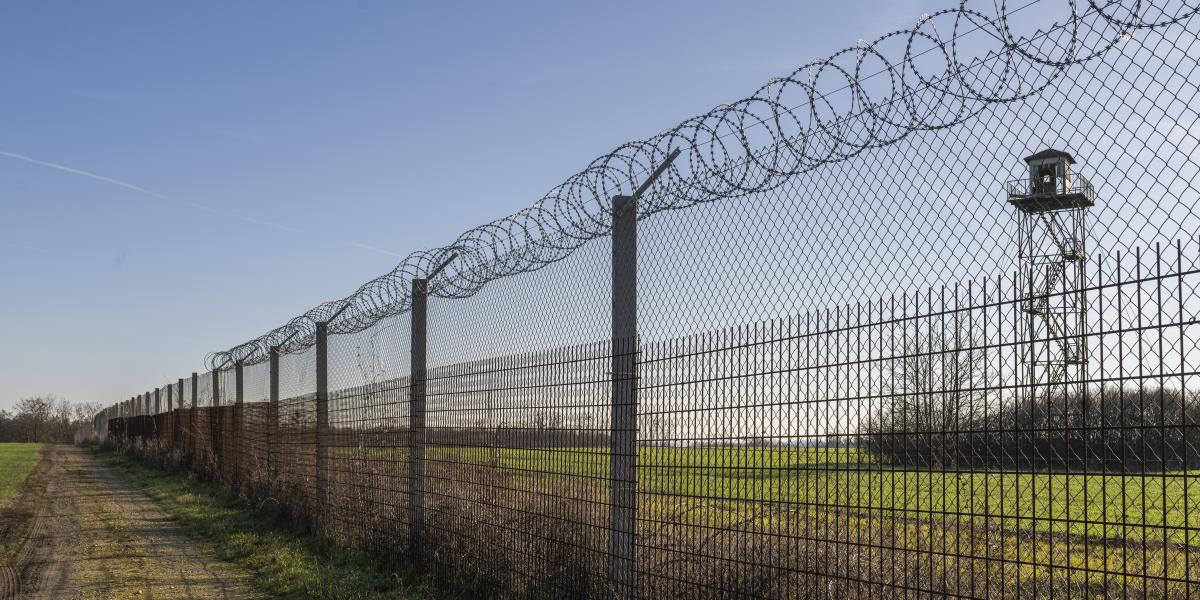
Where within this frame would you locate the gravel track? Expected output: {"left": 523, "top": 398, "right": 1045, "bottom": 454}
{"left": 0, "top": 446, "right": 258, "bottom": 600}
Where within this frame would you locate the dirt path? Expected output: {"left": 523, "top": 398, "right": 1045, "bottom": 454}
{"left": 1, "top": 446, "right": 258, "bottom": 600}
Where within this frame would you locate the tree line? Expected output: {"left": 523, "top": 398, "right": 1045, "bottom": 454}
{"left": 860, "top": 332, "right": 1200, "bottom": 472}
{"left": 0, "top": 395, "right": 102, "bottom": 444}
{"left": 863, "top": 385, "right": 1200, "bottom": 471}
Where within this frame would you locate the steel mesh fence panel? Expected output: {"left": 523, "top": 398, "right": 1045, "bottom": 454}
{"left": 218, "top": 368, "right": 237, "bottom": 486}
{"left": 241, "top": 360, "right": 271, "bottom": 499}
{"left": 181, "top": 377, "right": 195, "bottom": 469}
{"left": 635, "top": 21, "right": 1200, "bottom": 343}
{"left": 420, "top": 344, "right": 614, "bottom": 596}
{"left": 325, "top": 314, "right": 412, "bottom": 559}
{"left": 425, "top": 232, "right": 612, "bottom": 368}
{"left": 277, "top": 347, "right": 318, "bottom": 525}
{"left": 632, "top": 239, "right": 1200, "bottom": 598}
{"left": 167, "top": 380, "right": 183, "bottom": 466}
{"left": 192, "top": 371, "right": 215, "bottom": 475}
{"left": 154, "top": 383, "right": 175, "bottom": 463}
{"left": 415, "top": 236, "right": 614, "bottom": 596}
{"left": 196, "top": 370, "right": 212, "bottom": 408}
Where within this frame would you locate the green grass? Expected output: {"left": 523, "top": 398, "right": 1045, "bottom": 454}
{"left": 122, "top": 442, "right": 1198, "bottom": 594}
{"left": 442, "top": 445, "right": 1200, "bottom": 588}
{"left": 0, "top": 443, "right": 43, "bottom": 510}
{"left": 95, "top": 448, "right": 430, "bottom": 600}
{"left": 340, "top": 444, "right": 1200, "bottom": 543}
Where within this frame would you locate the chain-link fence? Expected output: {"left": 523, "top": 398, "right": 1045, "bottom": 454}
{"left": 93, "top": 1, "right": 1200, "bottom": 597}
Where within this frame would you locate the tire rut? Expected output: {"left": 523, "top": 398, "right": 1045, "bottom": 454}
{"left": 0, "top": 446, "right": 52, "bottom": 600}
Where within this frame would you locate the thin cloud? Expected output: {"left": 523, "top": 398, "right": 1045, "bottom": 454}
{"left": 0, "top": 151, "right": 405, "bottom": 258}
{"left": 1, "top": 151, "right": 169, "bottom": 199}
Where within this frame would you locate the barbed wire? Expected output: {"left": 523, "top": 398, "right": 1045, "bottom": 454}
{"left": 206, "top": 0, "right": 1199, "bottom": 369}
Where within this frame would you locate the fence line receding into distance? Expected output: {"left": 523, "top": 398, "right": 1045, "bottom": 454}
{"left": 93, "top": 1, "right": 1200, "bottom": 597}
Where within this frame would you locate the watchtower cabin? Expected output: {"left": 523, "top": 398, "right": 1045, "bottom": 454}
{"left": 1006, "top": 149, "right": 1095, "bottom": 394}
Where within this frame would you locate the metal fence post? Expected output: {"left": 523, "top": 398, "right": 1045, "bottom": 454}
{"left": 404, "top": 253, "right": 454, "bottom": 560}
{"left": 315, "top": 322, "right": 330, "bottom": 529}
{"left": 212, "top": 370, "right": 221, "bottom": 478}
{"left": 165, "top": 384, "right": 172, "bottom": 445}
{"left": 269, "top": 346, "right": 280, "bottom": 486}
{"left": 191, "top": 372, "right": 199, "bottom": 469}
{"left": 175, "top": 378, "right": 184, "bottom": 455}
{"left": 606, "top": 152, "right": 673, "bottom": 597}
{"left": 154, "top": 388, "right": 161, "bottom": 438}
{"left": 409, "top": 277, "right": 428, "bottom": 558}
{"left": 610, "top": 193, "right": 638, "bottom": 599}
{"left": 235, "top": 362, "right": 244, "bottom": 490}
{"left": 606, "top": 151, "right": 675, "bottom": 598}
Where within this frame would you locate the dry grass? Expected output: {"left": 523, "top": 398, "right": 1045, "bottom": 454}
{"left": 110, "top": 413, "right": 1200, "bottom": 599}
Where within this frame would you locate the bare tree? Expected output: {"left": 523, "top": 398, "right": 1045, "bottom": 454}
{"left": 14, "top": 395, "right": 55, "bottom": 443}
{"left": 0, "top": 410, "right": 13, "bottom": 441}
{"left": 863, "top": 323, "right": 991, "bottom": 468}
{"left": 3, "top": 395, "right": 102, "bottom": 444}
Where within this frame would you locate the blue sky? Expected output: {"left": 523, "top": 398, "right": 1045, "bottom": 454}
{"left": 0, "top": 1, "right": 951, "bottom": 410}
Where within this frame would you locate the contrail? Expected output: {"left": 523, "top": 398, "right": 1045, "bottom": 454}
{"left": 0, "top": 151, "right": 169, "bottom": 199}
{"left": 0, "top": 151, "right": 405, "bottom": 258}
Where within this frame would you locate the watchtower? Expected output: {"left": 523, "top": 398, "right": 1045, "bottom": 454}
{"left": 1007, "top": 149, "right": 1093, "bottom": 396}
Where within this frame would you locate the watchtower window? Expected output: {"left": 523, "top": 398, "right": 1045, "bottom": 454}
{"left": 1034, "top": 164, "right": 1057, "bottom": 194}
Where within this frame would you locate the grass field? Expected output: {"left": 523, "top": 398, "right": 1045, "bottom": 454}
{"left": 324, "top": 443, "right": 1199, "bottom": 595}
{"left": 0, "top": 443, "right": 43, "bottom": 509}
{"left": 342, "top": 445, "right": 1200, "bottom": 543}
{"left": 127, "top": 433, "right": 1199, "bottom": 597}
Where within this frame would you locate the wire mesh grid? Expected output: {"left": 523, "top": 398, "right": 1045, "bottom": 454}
{"left": 218, "top": 368, "right": 237, "bottom": 485}
{"left": 325, "top": 314, "right": 412, "bottom": 559}
{"left": 276, "top": 347, "right": 318, "bottom": 524}
{"left": 239, "top": 360, "right": 271, "bottom": 498}
{"left": 95, "top": 2, "right": 1200, "bottom": 597}
{"left": 631, "top": 238, "right": 1200, "bottom": 597}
